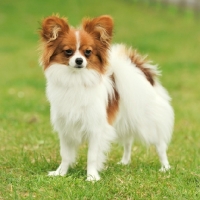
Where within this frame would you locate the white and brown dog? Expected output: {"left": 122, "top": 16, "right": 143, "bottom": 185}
{"left": 39, "top": 15, "right": 174, "bottom": 181}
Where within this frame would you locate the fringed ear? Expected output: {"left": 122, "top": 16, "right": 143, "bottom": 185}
{"left": 82, "top": 15, "right": 113, "bottom": 46}
{"left": 40, "top": 15, "right": 69, "bottom": 42}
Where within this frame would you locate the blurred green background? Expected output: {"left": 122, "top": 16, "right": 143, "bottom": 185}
{"left": 0, "top": 0, "right": 200, "bottom": 199}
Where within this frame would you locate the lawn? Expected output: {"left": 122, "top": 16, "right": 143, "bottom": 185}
{"left": 0, "top": 0, "right": 200, "bottom": 199}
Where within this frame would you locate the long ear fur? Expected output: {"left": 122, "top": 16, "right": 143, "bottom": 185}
{"left": 82, "top": 15, "right": 113, "bottom": 46}
{"left": 40, "top": 15, "right": 69, "bottom": 42}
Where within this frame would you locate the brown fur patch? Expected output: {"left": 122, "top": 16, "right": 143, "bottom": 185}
{"left": 78, "top": 30, "right": 107, "bottom": 74}
{"left": 124, "top": 47, "right": 157, "bottom": 85}
{"left": 40, "top": 15, "right": 69, "bottom": 42}
{"left": 82, "top": 15, "right": 113, "bottom": 46}
{"left": 82, "top": 15, "right": 113, "bottom": 73}
{"left": 40, "top": 29, "right": 77, "bottom": 69}
{"left": 107, "top": 75, "right": 119, "bottom": 124}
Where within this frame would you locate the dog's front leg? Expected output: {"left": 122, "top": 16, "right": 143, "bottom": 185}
{"left": 86, "top": 134, "right": 101, "bottom": 181}
{"left": 48, "top": 134, "right": 78, "bottom": 176}
{"left": 86, "top": 124, "right": 115, "bottom": 181}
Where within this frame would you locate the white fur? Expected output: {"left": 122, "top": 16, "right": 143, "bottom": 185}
{"left": 45, "top": 64, "right": 115, "bottom": 181}
{"left": 110, "top": 44, "right": 174, "bottom": 170}
{"left": 69, "top": 51, "right": 87, "bottom": 68}
{"left": 45, "top": 44, "right": 174, "bottom": 181}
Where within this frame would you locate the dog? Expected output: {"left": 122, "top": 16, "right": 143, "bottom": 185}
{"left": 39, "top": 15, "right": 174, "bottom": 181}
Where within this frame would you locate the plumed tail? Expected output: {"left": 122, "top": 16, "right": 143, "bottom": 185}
{"left": 111, "top": 44, "right": 160, "bottom": 86}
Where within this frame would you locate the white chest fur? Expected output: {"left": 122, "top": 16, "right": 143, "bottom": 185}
{"left": 45, "top": 64, "right": 114, "bottom": 140}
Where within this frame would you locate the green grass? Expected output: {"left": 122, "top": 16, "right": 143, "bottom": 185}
{"left": 0, "top": 0, "right": 200, "bottom": 199}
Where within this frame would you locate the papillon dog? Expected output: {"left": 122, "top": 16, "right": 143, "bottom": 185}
{"left": 39, "top": 15, "right": 174, "bottom": 181}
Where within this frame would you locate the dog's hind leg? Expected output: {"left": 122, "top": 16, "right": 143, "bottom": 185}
{"left": 155, "top": 142, "right": 170, "bottom": 172}
{"left": 118, "top": 136, "right": 134, "bottom": 165}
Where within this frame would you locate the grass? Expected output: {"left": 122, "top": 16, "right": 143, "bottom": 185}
{"left": 0, "top": 0, "right": 200, "bottom": 199}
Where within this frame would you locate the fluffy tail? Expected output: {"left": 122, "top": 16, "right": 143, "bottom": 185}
{"left": 112, "top": 44, "right": 160, "bottom": 86}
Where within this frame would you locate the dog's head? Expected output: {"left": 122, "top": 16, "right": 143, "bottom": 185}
{"left": 39, "top": 15, "right": 113, "bottom": 74}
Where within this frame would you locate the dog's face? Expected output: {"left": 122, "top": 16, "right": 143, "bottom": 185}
{"left": 39, "top": 15, "right": 113, "bottom": 74}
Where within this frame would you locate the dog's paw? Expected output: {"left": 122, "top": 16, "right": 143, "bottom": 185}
{"left": 86, "top": 175, "right": 100, "bottom": 182}
{"left": 159, "top": 164, "right": 171, "bottom": 172}
{"left": 48, "top": 170, "right": 66, "bottom": 177}
{"left": 48, "top": 164, "right": 68, "bottom": 177}
{"left": 86, "top": 172, "right": 100, "bottom": 182}
{"left": 117, "top": 160, "right": 130, "bottom": 165}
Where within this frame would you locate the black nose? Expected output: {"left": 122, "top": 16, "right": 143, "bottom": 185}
{"left": 75, "top": 58, "right": 83, "bottom": 65}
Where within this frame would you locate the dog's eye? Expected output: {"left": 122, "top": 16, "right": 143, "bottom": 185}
{"left": 65, "top": 49, "right": 73, "bottom": 56}
{"left": 84, "top": 50, "right": 92, "bottom": 57}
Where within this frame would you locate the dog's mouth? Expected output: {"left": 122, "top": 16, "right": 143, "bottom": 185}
{"left": 74, "top": 65, "right": 84, "bottom": 69}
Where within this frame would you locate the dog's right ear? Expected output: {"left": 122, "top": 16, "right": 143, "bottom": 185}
{"left": 40, "top": 15, "right": 69, "bottom": 42}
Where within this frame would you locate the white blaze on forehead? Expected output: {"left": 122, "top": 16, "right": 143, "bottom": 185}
{"left": 69, "top": 30, "right": 87, "bottom": 68}
{"left": 75, "top": 31, "right": 80, "bottom": 50}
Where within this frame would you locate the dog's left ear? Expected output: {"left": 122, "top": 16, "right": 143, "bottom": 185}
{"left": 82, "top": 15, "right": 113, "bottom": 46}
